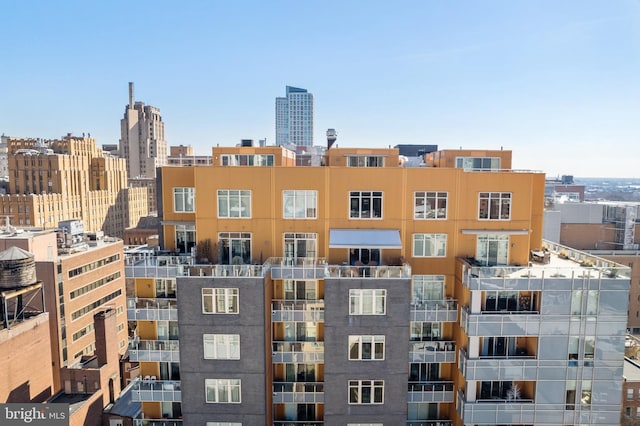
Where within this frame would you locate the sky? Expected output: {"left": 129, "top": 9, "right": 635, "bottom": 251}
{"left": 0, "top": 1, "right": 639, "bottom": 178}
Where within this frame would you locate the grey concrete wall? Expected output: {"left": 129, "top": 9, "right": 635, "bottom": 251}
{"left": 323, "top": 277, "right": 411, "bottom": 424}
{"left": 177, "top": 276, "right": 267, "bottom": 425}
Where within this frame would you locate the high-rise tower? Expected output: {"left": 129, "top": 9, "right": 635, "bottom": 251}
{"left": 275, "top": 86, "right": 314, "bottom": 147}
{"left": 119, "top": 82, "right": 167, "bottom": 179}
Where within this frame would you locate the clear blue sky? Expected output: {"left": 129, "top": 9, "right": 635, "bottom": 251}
{"left": 1, "top": 1, "right": 638, "bottom": 178}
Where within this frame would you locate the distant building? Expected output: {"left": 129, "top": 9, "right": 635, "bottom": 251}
{"left": 0, "top": 134, "right": 9, "bottom": 178}
{"left": 275, "top": 86, "right": 314, "bottom": 147}
{"left": 120, "top": 82, "right": 167, "bottom": 179}
{"left": 546, "top": 175, "right": 586, "bottom": 203}
{"left": 0, "top": 134, "right": 148, "bottom": 238}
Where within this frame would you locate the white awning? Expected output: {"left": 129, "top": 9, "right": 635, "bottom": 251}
{"left": 329, "top": 229, "right": 402, "bottom": 249}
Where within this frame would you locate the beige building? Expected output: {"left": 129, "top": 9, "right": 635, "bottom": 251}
{"left": 119, "top": 82, "right": 167, "bottom": 179}
{"left": 0, "top": 134, "right": 148, "bottom": 238}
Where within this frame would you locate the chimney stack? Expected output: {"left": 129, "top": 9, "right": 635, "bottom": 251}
{"left": 326, "top": 128, "right": 337, "bottom": 149}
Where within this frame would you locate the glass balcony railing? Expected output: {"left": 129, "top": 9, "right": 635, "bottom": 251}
{"left": 408, "top": 381, "right": 455, "bottom": 403}
{"left": 265, "top": 257, "right": 412, "bottom": 279}
{"left": 406, "top": 422, "right": 452, "bottom": 426}
{"left": 410, "top": 299, "right": 458, "bottom": 322}
{"left": 272, "top": 300, "right": 325, "bottom": 322}
{"left": 131, "top": 378, "right": 181, "bottom": 402}
{"left": 272, "top": 382, "right": 324, "bottom": 403}
{"left": 272, "top": 342, "right": 324, "bottom": 363}
{"left": 127, "top": 298, "right": 178, "bottom": 321}
{"left": 129, "top": 339, "right": 180, "bottom": 362}
{"left": 133, "top": 420, "right": 182, "bottom": 426}
{"left": 409, "top": 341, "right": 456, "bottom": 363}
{"left": 460, "top": 306, "right": 541, "bottom": 337}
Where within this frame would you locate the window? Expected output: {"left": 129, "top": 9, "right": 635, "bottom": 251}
{"left": 412, "top": 275, "right": 444, "bottom": 304}
{"left": 207, "top": 423, "right": 242, "bottom": 426}
{"left": 568, "top": 336, "right": 579, "bottom": 361}
{"left": 349, "top": 336, "right": 385, "bottom": 360}
{"left": 414, "top": 192, "right": 447, "bottom": 219}
{"left": 218, "top": 190, "right": 251, "bottom": 218}
{"left": 283, "top": 190, "right": 317, "bottom": 219}
{"left": 350, "top": 191, "right": 382, "bottom": 219}
{"left": 349, "top": 380, "right": 384, "bottom": 404}
{"left": 175, "top": 224, "right": 196, "bottom": 254}
{"left": 410, "top": 322, "right": 441, "bottom": 341}
{"left": 204, "top": 334, "right": 240, "bottom": 359}
{"left": 347, "top": 424, "right": 383, "bottom": 426}
{"left": 581, "top": 380, "right": 591, "bottom": 405}
{"left": 202, "top": 288, "right": 239, "bottom": 314}
{"left": 347, "top": 155, "right": 384, "bottom": 167}
{"left": 219, "top": 232, "right": 251, "bottom": 264}
{"left": 349, "top": 248, "right": 380, "bottom": 265}
{"left": 456, "top": 156, "right": 501, "bottom": 170}
{"left": 566, "top": 380, "right": 576, "bottom": 410}
{"left": 173, "top": 187, "right": 194, "bottom": 212}
{"left": 284, "top": 280, "right": 318, "bottom": 300}
{"left": 627, "top": 388, "right": 634, "bottom": 401}
{"left": 409, "top": 363, "right": 440, "bottom": 381}
{"left": 221, "top": 154, "right": 274, "bottom": 166}
{"left": 349, "top": 289, "right": 386, "bottom": 315}
{"left": 284, "top": 233, "right": 317, "bottom": 259}
{"left": 476, "top": 234, "right": 509, "bottom": 266}
{"left": 413, "top": 234, "right": 447, "bottom": 257}
{"left": 478, "top": 192, "right": 511, "bottom": 220}
{"left": 205, "top": 379, "right": 241, "bottom": 403}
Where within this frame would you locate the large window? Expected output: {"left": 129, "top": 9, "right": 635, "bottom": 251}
{"left": 476, "top": 234, "right": 508, "bottom": 266}
{"left": 413, "top": 234, "right": 447, "bottom": 257}
{"left": 218, "top": 190, "right": 251, "bottom": 218}
{"left": 350, "top": 191, "right": 382, "bottom": 219}
{"left": 349, "top": 289, "right": 386, "bottom": 315}
{"left": 349, "top": 335, "right": 385, "bottom": 360}
{"left": 219, "top": 232, "right": 251, "bottom": 264}
{"left": 205, "top": 379, "right": 241, "bottom": 403}
{"left": 349, "top": 380, "right": 384, "bottom": 404}
{"left": 173, "top": 187, "right": 195, "bottom": 212}
{"left": 414, "top": 192, "right": 447, "bottom": 219}
{"left": 479, "top": 192, "right": 511, "bottom": 220}
{"left": 283, "top": 190, "right": 317, "bottom": 219}
{"left": 412, "top": 275, "right": 444, "bottom": 304}
{"left": 349, "top": 248, "right": 380, "bottom": 265}
{"left": 284, "top": 233, "right": 317, "bottom": 259}
{"left": 175, "top": 224, "right": 196, "bottom": 254}
{"left": 221, "top": 154, "right": 274, "bottom": 166}
{"left": 410, "top": 322, "right": 441, "bottom": 341}
{"left": 204, "top": 334, "right": 240, "bottom": 359}
{"left": 284, "top": 280, "right": 318, "bottom": 300}
{"left": 347, "top": 156, "right": 384, "bottom": 167}
{"left": 202, "top": 288, "right": 239, "bottom": 314}
{"left": 456, "top": 156, "right": 501, "bottom": 170}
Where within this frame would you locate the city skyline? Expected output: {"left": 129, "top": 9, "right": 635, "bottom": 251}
{"left": 0, "top": 1, "right": 638, "bottom": 178}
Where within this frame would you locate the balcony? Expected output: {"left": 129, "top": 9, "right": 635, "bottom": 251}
{"left": 125, "top": 255, "right": 193, "bottom": 278}
{"left": 409, "top": 341, "right": 456, "bottom": 363}
{"left": 127, "top": 298, "right": 178, "bottom": 321}
{"left": 407, "top": 422, "right": 452, "bottom": 426}
{"left": 325, "top": 263, "right": 411, "bottom": 279}
{"left": 458, "top": 348, "right": 548, "bottom": 381}
{"left": 274, "top": 422, "right": 324, "bottom": 426}
{"left": 129, "top": 339, "right": 180, "bottom": 362}
{"left": 268, "top": 257, "right": 327, "bottom": 280}
{"left": 272, "top": 342, "right": 324, "bottom": 363}
{"left": 131, "top": 378, "right": 181, "bottom": 402}
{"left": 408, "top": 381, "right": 455, "bottom": 403}
{"left": 410, "top": 299, "right": 458, "bottom": 322}
{"left": 460, "top": 306, "right": 541, "bottom": 337}
{"left": 272, "top": 300, "right": 325, "bottom": 322}
{"left": 272, "top": 382, "right": 324, "bottom": 403}
{"left": 457, "top": 388, "right": 540, "bottom": 425}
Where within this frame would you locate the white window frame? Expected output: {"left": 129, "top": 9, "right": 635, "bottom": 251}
{"left": 413, "top": 234, "right": 447, "bottom": 257}
{"left": 476, "top": 234, "right": 509, "bottom": 266}
{"left": 221, "top": 154, "right": 274, "bottom": 166}
{"left": 217, "top": 190, "right": 251, "bottom": 218}
{"left": 349, "top": 335, "right": 385, "bottom": 360}
{"left": 414, "top": 191, "right": 447, "bottom": 219}
{"left": 283, "top": 232, "right": 317, "bottom": 259}
{"left": 205, "top": 379, "right": 241, "bottom": 403}
{"left": 203, "top": 334, "right": 240, "bottom": 360}
{"left": 456, "top": 156, "right": 501, "bottom": 170}
{"left": 349, "top": 191, "right": 383, "bottom": 219}
{"left": 347, "top": 155, "right": 384, "bottom": 167}
{"left": 206, "top": 423, "right": 242, "bottom": 426}
{"left": 202, "top": 288, "right": 239, "bottom": 314}
{"left": 478, "top": 192, "right": 511, "bottom": 220}
{"left": 412, "top": 275, "right": 445, "bottom": 304}
{"left": 348, "top": 380, "right": 384, "bottom": 404}
{"left": 349, "top": 289, "right": 386, "bottom": 315}
{"left": 283, "top": 190, "right": 317, "bottom": 219}
{"left": 173, "top": 187, "right": 195, "bottom": 212}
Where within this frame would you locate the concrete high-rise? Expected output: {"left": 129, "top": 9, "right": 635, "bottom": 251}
{"left": 275, "top": 86, "right": 314, "bottom": 147}
{"left": 119, "top": 82, "right": 168, "bottom": 179}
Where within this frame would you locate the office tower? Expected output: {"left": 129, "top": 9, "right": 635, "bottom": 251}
{"left": 0, "top": 134, "right": 148, "bottom": 238}
{"left": 120, "top": 82, "right": 168, "bottom": 179}
{"left": 275, "top": 86, "right": 314, "bottom": 147}
{"left": 125, "top": 144, "right": 630, "bottom": 425}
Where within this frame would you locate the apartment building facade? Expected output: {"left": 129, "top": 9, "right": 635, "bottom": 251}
{"left": 275, "top": 86, "right": 314, "bottom": 147}
{"left": 140, "top": 145, "right": 630, "bottom": 425}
